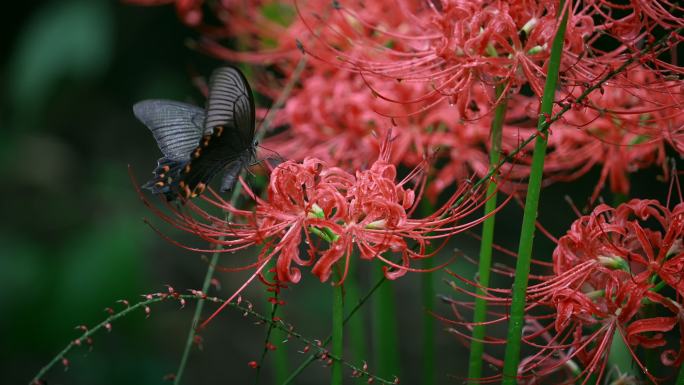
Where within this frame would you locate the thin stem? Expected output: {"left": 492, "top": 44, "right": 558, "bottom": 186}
{"left": 254, "top": 266, "right": 287, "bottom": 384}
{"left": 331, "top": 266, "right": 345, "bottom": 385}
{"left": 30, "top": 293, "right": 395, "bottom": 385}
{"left": 500, "top": 2, "right": 569, "bottom": 384}
{"left": 173, "top": 56, "right": 307, "bottom": 385}
{"left": 30, "top": 297, "right": 168, "bottom": 384}
{"left": 173, "top": 252, "right": 218, "bottom": 383}
{"left": 174, "top": 189, "right": 240, "bottom": 385}
{"left": 282, "top": 273, "right": 387, "bottom": 385}
{"left": 467, "top": 82, "right": 506, "bottom": 383}
{"left": 373, "top": 262, "right": 400, "bottom": 379}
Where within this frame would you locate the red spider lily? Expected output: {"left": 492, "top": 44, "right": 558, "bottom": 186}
{"left": 262, "top": 61, "right": 497, "bottom": 173}
{"left": 545, "top": 199, "right": 684, "bottom": 383}
{"left": 140, "top": 139, "right": 497, "bottom": 285}
{"left": 498, "top": 67, "right": 684, "bottom": 201}
{"left": 443, "top": 199, "right": 684, "bottom": 384}
{"left": 290, "top": 0, "right": 683, "bottom": 115}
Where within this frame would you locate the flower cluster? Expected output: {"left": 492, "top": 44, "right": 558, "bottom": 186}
{"left": 144, "top": 141, "right": 492, "bottom": 284}
{"left": 294, "top": 0, "right": 683, "bottom": 112}
{"left": 445, "top": 199, "right": 684, "bottom": 383}
{"left": 496, "top": 66, "right": 683, "bottom": 200}
{"left": 545, "top": 199, "right": 684, "bottom": 382}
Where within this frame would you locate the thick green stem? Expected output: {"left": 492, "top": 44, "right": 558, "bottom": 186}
{"left": 345, "top": 257, "right": 368, "bottom": 385}
{"left": 676, "top": 364, "right": 684, "bottom": 385}
{"left": 467, "top": 83, "right": 506, "bottom": 383}
{"left": 331, "top": 267, "right": 345, "bottom": 385}
{"left": 373, "top": 262, "right": 400, "bottom": 379}
{"left": 419, "top": 199, "right": 436, "bottom": 385}
{"left": 607, "top": 191, "right": 638, "bottom": 381}
{"left": 500, "top": 3, "right": 568, "bottom": 384}
{"left": 608, "top": 333, "right": 637, "bottom": 381}
{"left": 421, "top": 260, "right": 435, "bottom": 385}
{"left": 271, "top": 307, "right": 290, "bottom": 382}
{"left": 254, "top": 261, "right": 289, "bottom": 385}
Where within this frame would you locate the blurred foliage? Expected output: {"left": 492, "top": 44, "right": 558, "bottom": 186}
{"left": 7, "top": 0, "right": 112, "bottom": 125}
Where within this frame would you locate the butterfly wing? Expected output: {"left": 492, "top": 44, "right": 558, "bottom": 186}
{"left": 175, "top": 66, "right": 257, "bottom": 198}
{"left": 133, "top": 99, "right": 206, "bottom": 161}
{"left": 204, "top": 66, "right": 256, "bottom": 143}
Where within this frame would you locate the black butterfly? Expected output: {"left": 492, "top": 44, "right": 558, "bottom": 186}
{"left": 133, "top": 66, "right": 256, "bottom": 201}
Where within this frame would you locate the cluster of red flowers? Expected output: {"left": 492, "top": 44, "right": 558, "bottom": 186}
{"left": 542, "top": 199, "right": 684, "bottom": 383}
{"left": 129, "top": 0, "right": 683, "bottom": 199}
{"left": 126, "top": 0, "right": 684, "bottom": 382}
{"left": 446, "top": 199, "right": 684, "bottom": 383}
{"left": 143, "top": 140, "right": 491, "bottom": 284}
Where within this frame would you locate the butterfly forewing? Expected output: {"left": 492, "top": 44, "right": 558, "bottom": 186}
{"left": 133, "top": 100, "right": 206, "bottom": 161}
{"left": 204, "top": 66, "right": 256, "bottom": 143}
{"left": 174, "top": 66, "right": 256, "bottom": 196}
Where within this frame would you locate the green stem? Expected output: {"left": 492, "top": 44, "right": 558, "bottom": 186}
{"left": 271, "top": 307, "right": 290, "bottom": 383}
{"left": 331, "top": 266, "right": 345, "bottom": 385}
{"left": 608, "top": 332, "right": 637, "bottom": 380}
{"left": 607, "top": 191, "right": 638, "bottom": 381}
{"left": 373, "top": 262, "right": 400, "bottom": 379}
{"left": 676, "top": 364, "right": 684, "bottom": 385}
{"left": 282, "top": 272, "right": 387, "bottom": 384}
{"left": 467, "top": 83, "right": 506, "bottom": 383}
{"left": 421, "top": 260, "right": 435, "bottom": 385}
{"left": 500, "top": 3, "right": 568, "bottom": 384}
{"left": 174, "top": 187, "right": 241, "bottom": 385}
{"left": 174, "top": 251, "right": 220, "bottom": 385}
{"left": 453, "top": 28, "right": 681, "bottom": 213}
{"left": 419, "top": 199, "right": 436, "bottom": 385}
{"left": 254, "top": 263, "right": 289, "bottom": 384}
{"left": 345, "top": 257, "right": 368, "bottom": 385}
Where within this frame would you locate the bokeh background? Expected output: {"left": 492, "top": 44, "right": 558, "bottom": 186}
{"left": 1, "top": 1, "right": 678, "bottom": 384}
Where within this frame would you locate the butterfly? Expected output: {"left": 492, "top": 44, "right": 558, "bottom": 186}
{"left": 133, "top": 66, "right": 256, "bottom": 201}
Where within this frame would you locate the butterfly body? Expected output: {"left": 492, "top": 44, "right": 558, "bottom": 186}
{"left": 134, "top": 66, "right": 256, "bottom": 201}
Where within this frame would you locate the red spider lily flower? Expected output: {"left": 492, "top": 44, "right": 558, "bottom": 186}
{"left": 443, "top": 199, "right": 684, "bottom": 383}
{"left": 291, "top": 0, "right": 683, "bottom": 115}
{"left": 263, "top": 61, "right": 485, "bottom": 170}
{"left": 546, "top": 67, "right": 683, "bottom": 201}
{"left": 141, "top": 139, "right": 496, "bottom": 285}
{"left": 489, "top": 68, "right": 684, "bottom": 201}
{"left": 543, "top": 199, "right": 684, "bottom": 383}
